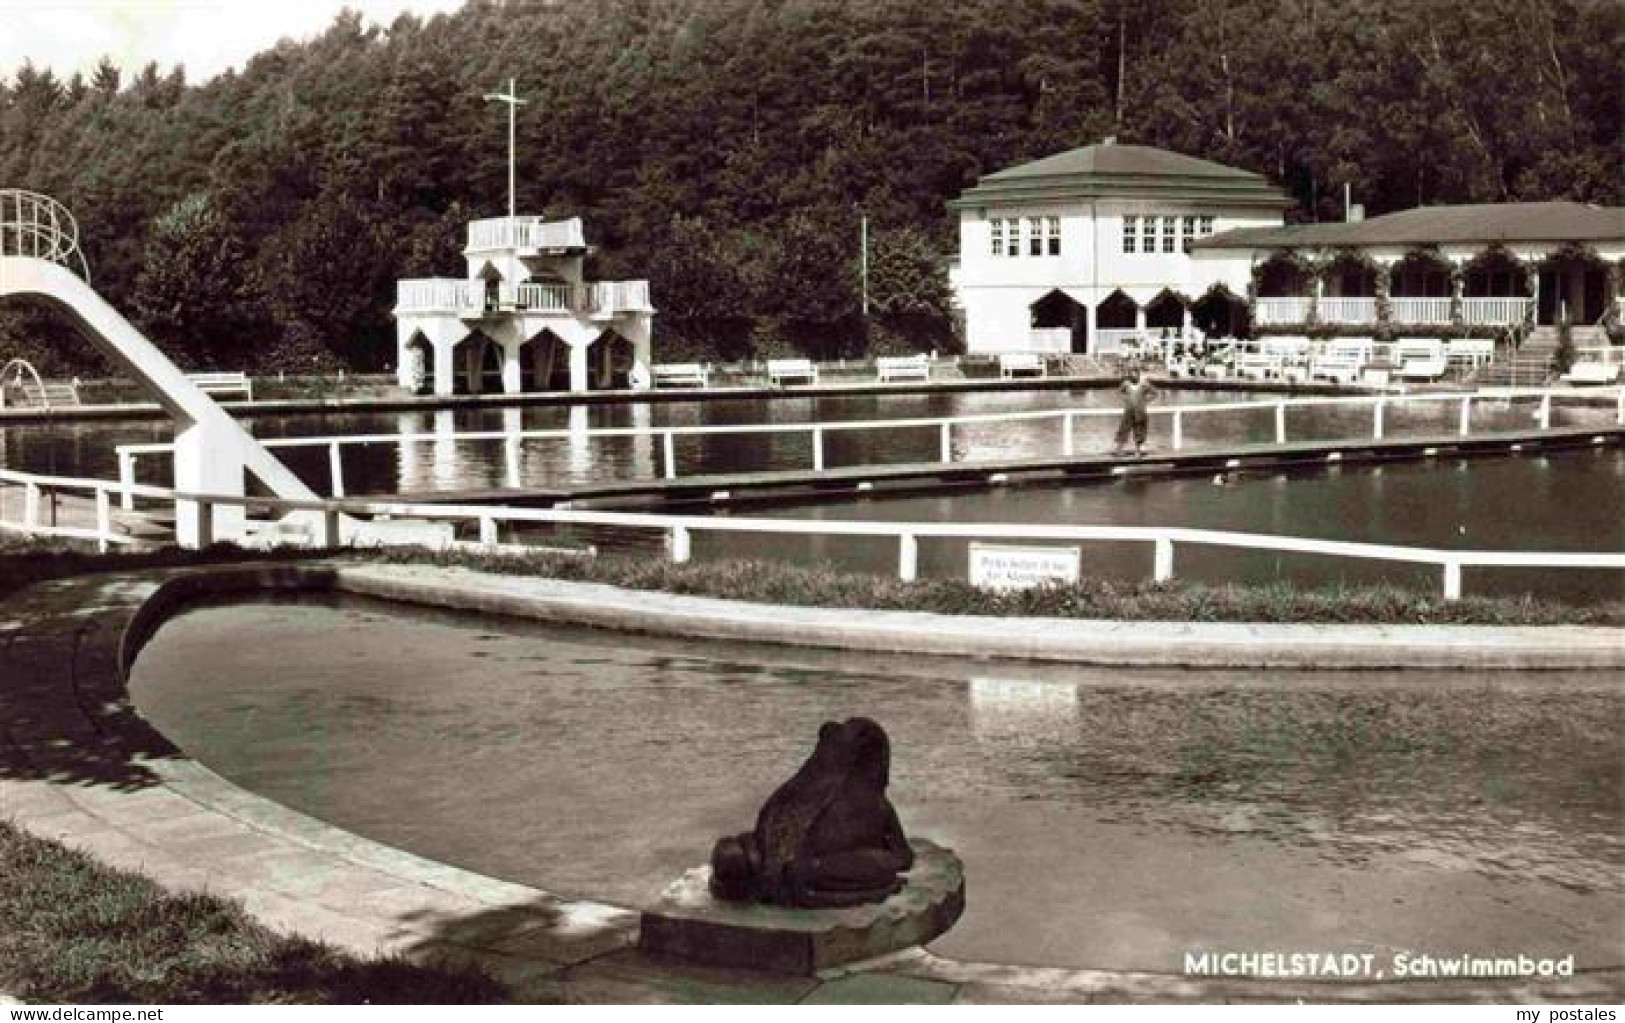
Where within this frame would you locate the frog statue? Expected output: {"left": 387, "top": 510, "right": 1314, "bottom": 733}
{"left": 709, "top": 717, "right": 915, "bottom": 909}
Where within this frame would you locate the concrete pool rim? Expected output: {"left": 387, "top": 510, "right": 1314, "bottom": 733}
{"left": 124, "top": 562, "right": 1625, "bottom": 674}
{"left": 8, "top": 565, "right": 1621, "bottom": 1003}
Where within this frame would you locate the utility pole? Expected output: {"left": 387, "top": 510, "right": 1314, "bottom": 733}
{"left": 483, "top": 78, "right": 526, "bottom": 221}
{"left": 860, "top": 215, "right": 870, "bottom": 317}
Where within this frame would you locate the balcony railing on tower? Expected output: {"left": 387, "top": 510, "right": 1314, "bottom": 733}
{"left": 465, "top": 216, "right": 586, "bottom": 253}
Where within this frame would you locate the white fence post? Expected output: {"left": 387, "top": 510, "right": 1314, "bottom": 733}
{"left": 328, "top": 442, "right": 345, "bottom": 498}
{"left": 118, "top": 451, "right": 136, "bottom": 511}
{"left": 1617, "top": 387, "right": 1624, "bottom": 425}
{"left": 1442, "top": 559, "right": 1462, "bottom": 601}
{"left": 1172, "top": 410, "right": 1184, "bottom": 450}
{"left": 314, "top": 508, "right": 340, "bottom": 548}
{"left": 1458, "top": 395, "right": 1472, "bottom": 437}
{"left": 194, "top": 499, "right": 214, "bottom": 548}
{"left": 22, "top": 481, "right": 40, "bottom": 528}
{"left": 1153, "top": 537, "right": 1175, "bottom": 583}
{"left": 939, "top": 422, "right": 952, "bottom": 463}
{"left": 812, "top": 426, "right": 825, "bottom": 472}
{"left": 1538, "top": 393, "right": 1552, "bottom": 430}
{"left": 662, "top": 431, "right": 677, "bottom": 480}
{"left": 898, "top": 532, "right": 918, "bottom": 582}
{"left": 1062, "top": 412, "right": 1075, "bottom": 457}
{"left": 670, "top": 524, "right": 691, "bottom": 564}
{"left": 1274, "top": 401, "right": 1287, "bottom": 444}
{"left": 1373, "top": 398, "right": 1385, "bottom": 440}
{"left": 478, "top": 515, "right": 498, "bottom": 546}
{"left": 94, "top": 486, "right": 111, "bottom": 553}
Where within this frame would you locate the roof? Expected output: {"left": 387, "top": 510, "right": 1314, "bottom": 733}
{"left": 1195, "top": 202, "right": 1625, "bottom": 250}
{"left": 949, "top": 142, "right": 1291, "bottom": 211}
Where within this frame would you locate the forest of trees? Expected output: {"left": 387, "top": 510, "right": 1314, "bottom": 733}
{"left": 1, "top": 0, "right": 1620, "bottom": 375}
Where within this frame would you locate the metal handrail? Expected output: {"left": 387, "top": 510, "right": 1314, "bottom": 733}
{"left": 0, "top": 188, "right": 91, "bottom": 281}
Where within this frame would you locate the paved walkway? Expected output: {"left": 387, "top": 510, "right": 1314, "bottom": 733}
{"left": 2, "top": 566, "right": 1620, "bottom": 1004}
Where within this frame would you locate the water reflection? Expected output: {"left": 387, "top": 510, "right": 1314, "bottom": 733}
{"left": 129, "top": 596, "right": 1625, "bottom": 970}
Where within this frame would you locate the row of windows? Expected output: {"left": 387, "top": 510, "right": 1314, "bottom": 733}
{"left": 989, "top": 217, "right": 1061, "bottom": 257}
{"left": 1123, "top": 214, "right": 1215, "bottom": 254}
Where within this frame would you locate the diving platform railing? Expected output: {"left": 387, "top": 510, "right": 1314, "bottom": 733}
{"left": 394, "top": 278, "right": 652, "bottom": 317}
{"left": 4, "top": 462, "right": 1622, "bottom": 601}
{"left": 113, "top": 384, "right": 1625, "bottom": 504}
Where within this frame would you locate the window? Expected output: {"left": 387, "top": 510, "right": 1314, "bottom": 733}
{"left": 1161, "top": 216, "right": 1177, "bottom": 253}
{"left": 1006, "top": 219, "right": 1020, "bottom": 257}
{"left": 990, "top": 219, "right": 1003, "bottom": 257}
{"left": 1122, "top": 216, "right": 1138, "bottom": 253}
{"left": 1182, "top": 215, "right": 1197, "bottom": 253}
{"left": 1199, "top": 215, "right": 1214, "bottom": 235}
{"left": 1046, "top": 216, "right": 1061, "bottom": 256}
{"left": 1028, "top": 217, "right": 1042, "bottom": 257}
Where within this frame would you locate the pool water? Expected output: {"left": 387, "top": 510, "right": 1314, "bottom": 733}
{"left": 129, "top": 595, "right": 1625, "bottom": 972}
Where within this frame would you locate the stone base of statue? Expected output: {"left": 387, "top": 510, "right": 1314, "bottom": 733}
{"left": 638, "top": 839, "right": 964, "bottom": 975}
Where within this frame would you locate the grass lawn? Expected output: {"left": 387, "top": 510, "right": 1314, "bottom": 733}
{"left": 0, "top": 820, "right": 505, "bottom": 1004}
{"left": 3, "top": 533, "right": 1620, "bottom": 627}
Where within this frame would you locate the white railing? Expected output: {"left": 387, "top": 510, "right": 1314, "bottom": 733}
{"left": 1388, "top": 297, "right": 1453, "bottom": 324}
{"left": 589, "top": 280, "right": 652, "bottom": 315}
{"left": 114, "top": 385, "right": 1625, "bottom": 505}
{"left": 395, "top": 278, "right": 481, "bottom": 314}
{"left": 0, "top": 188, "right": 91, "bottom": 281}
{"left": 1255, "top": 297, "right": 1312, "bottom": 325}
{"left": 1093, "top": 328, "right": 1141, "bottom": 354}
{"left": 466, "top": 216, "right": 586, "bottom": 252}
{"left": 1462, "top": 297, "right": 1530, "bottom": 325}
{"left": 5, "top": 465, "right": 1622, "bottom": 602}
{"left": 1028, "top": 328, "right": 1072, "bottom": 352}
{"left": 509, "top": 282, "right": 579, "bottom": 312}
{"left": 1316, "top": 297, "right": 1377, "bottom": 324}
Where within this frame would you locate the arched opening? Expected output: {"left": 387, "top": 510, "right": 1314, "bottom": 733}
{"left": 1321, "top": 252, "right": 1376, "bottom": 298}
{"left": 403, "top": 332, "right": 434, "bottom": 395}
{"left": 1029, "top": 289, "right": 1090, "bottom": 354}
{"left": 521, "top": 328, "right": 569, "bottom": 392}
{"left": 1534, "top": 245, "right": 1609, "bottom": 326}
{"left": 1145, "top": 290, "right": 1186, "bottom": 338}
{"left": 453, "top": 331, "right": 499, "bottom": 395}
{"left": 1191, "top": 285, "right": 1251, "bottom": 338}
{"left": 1391, "top": 250, "right": 1453, "bottom": 299}
{"left": 1461, "top": 248, "right": 1531, "bottom": 328}
{"left": 1095, "top": 290, "right": 1138, "bottom": 330}
{"left": 594, "top": 330, "right": 636, "bottom": 390}
{"left": 1254, "top": 252, "right": 1312, "bottom": 297}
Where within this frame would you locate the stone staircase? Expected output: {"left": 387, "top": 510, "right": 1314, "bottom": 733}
{"left": 1469, "top": 324, "right": 1606, "bottom": 387}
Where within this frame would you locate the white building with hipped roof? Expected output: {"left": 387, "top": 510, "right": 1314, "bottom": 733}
{"left": 950, "top": 139, "right": 1625, "bottom": 357}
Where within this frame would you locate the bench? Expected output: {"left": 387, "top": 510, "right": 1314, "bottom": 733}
{"left": 1233, "top": 347, "right": 1282, "bottom": 381}
{"left": 876, "top": 354, "right": 930, "bottom": 383}
{"left": 766, "top": 358, "right": 818, "bottom": 386}
{"left": 998, "top": 352, "right": 1046, "bottom": 379}
{"left": 1446, "top": 338, "right": 1494, "bottom": 369}
{"left": 1562, "top": 361, "right": 1622, "bottom": 385}
{"left": 1394, "top": 339, "right": 1448, "bottom": 382}
{"left": 1310, "top": 339, "right": 1374, "bottom": 385}
{"left": 651, "top": 362, "right": 711, "bottom": 388}
{"left": 186, "top": 371, "right": 254, "bottom": 400}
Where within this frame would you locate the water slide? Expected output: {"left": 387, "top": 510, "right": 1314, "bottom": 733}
{"left": 0, "top": 190, "right": 316, "bottom": 546}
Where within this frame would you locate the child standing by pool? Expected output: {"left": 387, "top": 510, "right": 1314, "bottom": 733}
{"left": 1112, "top": 366, "right": 1159, "bottom": 457}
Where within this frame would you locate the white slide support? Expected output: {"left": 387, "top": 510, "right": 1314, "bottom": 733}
{"left": 0, "top": 254, "right": 319, "bottom": 546}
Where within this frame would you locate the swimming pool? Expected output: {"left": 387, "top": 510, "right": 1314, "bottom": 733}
{"left": 128, "top": 594, "right": 1625, "bottom": 973}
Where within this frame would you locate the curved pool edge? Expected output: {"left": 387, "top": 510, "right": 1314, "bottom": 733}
{"left": 3, "top": 565, "right": 1621, "bottom": 1004}
{"left": 334, "top": 562, "right": 1624, "bottom": 671}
